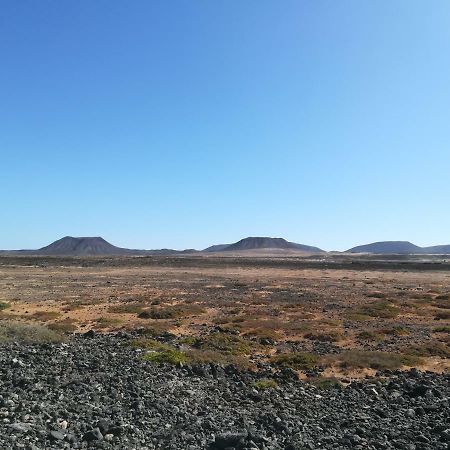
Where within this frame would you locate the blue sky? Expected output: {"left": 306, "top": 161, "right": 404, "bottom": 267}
{"left": 1, "top": 1, "right": 449, "bottom": 251}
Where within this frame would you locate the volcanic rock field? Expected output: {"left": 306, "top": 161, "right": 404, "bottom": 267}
{"left": 0, "top": 331, "right": 449, "bottom": 450}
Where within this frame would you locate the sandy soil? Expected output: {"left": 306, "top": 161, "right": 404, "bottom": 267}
{"left": 0, "top": 255, "right": 449, "bottom": 378}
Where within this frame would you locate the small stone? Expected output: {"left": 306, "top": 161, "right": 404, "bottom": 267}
{"left": 83, "top": 427, "right": 103, "bottom": 442}
{"left": 9, "top": 423, "right": 30, "bottom": 433}
{"left": 49, "top": 430, "right": 65, "bottom": 441}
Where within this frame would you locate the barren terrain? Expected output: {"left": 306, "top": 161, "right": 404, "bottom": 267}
{"left": 1, "top": 255, "right": 449, "bottom": 379}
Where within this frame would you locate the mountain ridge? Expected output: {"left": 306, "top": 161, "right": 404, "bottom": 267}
{"left": 346, "top": 241, "right": 450, "bottom": 254}
{"left": 203, "top": 237, "right": 324, "bottom": 253}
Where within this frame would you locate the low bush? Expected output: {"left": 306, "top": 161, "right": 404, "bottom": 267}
{"left": 94, "top": 317, "right": 123, "bottom": 329}
{"left": 48, "top": 319, "right": 77, "bottom": 333}
{"left": 138, "top": 304, "right": 204, "bottom": 320}
{"left": 308, "top": 377, "right": 342, "bottom": 390}
{"left": 357, "top": 331, "right": 382, "bottom": 341}
{"left": 143, "top": 349, "right": 187, "bottom": 365}
{"left": 376, "top": 326, "right": 410, "bottom": 336}
{"left": 0, "top": 302, "right": 11, "bottom": 311}
{"left": 189, "top": 332, "right": 257, "bottom": 355}
{"left": 335, "top": 350, "right": 421, "bottom": 370}
{"left": 405, "top": 342, "right": 450, "bottom": 358}
{"left": 252, "top": 379, "right": 278, "bottom": 390}
{"left": 304, "top": 331, "right": 343, "bottom": 342}
{"left": 0, "top": 321, "right": 65, "bottom": 343}
{"left": 352, "top": 301, "right": 399, "bottom": 319}
{"left": 186, "top": 349, "right": 251, "bottom": 369}
{"left": 132, "top": 338, "right": 172, "bottom": 351}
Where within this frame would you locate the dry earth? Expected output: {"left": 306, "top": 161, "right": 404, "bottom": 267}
{"left": 0, "top": 255, "right": 449, "bottom": 380}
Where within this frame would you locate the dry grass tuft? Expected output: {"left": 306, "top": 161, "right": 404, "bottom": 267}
{"left": 0, "top": 320, "right": 65, "bottom": 343}
{"left": 332, "top": 350, "right": 421, "bottom": 370}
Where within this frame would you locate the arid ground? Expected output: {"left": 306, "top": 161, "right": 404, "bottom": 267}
{"left": 0, "top": 254, "right": 449, "bottom": 380}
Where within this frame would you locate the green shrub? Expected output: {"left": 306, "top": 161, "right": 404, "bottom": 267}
{"left": 252, "top": 379, "right": 278, "bottom": 390}
{"left": 190, "top": 332, "right": 257, "bottom": 355}
{"left": 309, "top": 377, "right": 342, "bottom": 390}
{"left": 143, "top": 349, "right": 187, "bottom": 365}
{"left": 0, "top": 302, "right": 11, "bottom": 311}
{"left": 132, "top": 338, "right": 172, "bottom": 351}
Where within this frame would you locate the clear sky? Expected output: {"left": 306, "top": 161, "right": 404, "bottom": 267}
{"left": 1, "top": 1, "right": 449, "bottom": 251}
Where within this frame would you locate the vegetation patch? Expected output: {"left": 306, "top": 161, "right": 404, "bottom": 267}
{"left": 189, "top": 332, "right": 258, "bottom": 355}
{"left": 334, "top": 351, "right": 421, "bottom": 370}
{"left": 352, "top": 301, "right": 399, "bottom": 319}
{"left": 405, "top": 342, "right": 450, "bottom": 358}
{"left": 252, "top": 379, "right": 278, "bottom": 390}
{"left": 271, "top": 352, "right": 319, "bottom": 370}
{"left": 376, "top": 326, "right": 410, "bottom": 336}
{"left": 357, "top": 330, "right": 383, "bottom": 341}
{"left": 30, "top": 311, "right": 61, "bottom": 321}
{"left": 433, "top": 326, "right": 450, "bottom": 333}
{"left": 0, "top": 321, "right": 65, "bottom": 343}
{"left": 48, "top": 319, "right": 77, "bottom": 333}
{"left": 0, "top": 302, "right": 11, "bottom": 311}
{"left": 143, "top": 349, "right": 187, "bottom": 365}
{"left": 132, "top": 338, "right": 173, "bottom": 351}
{"left": 94, "top": 316, "right": 123, "bottom": 329}
{"left": 138, "top": 304, "right": 204, "bottom": 320}
{"left": 304, "top": 331, "right": 343, "bottom": 342}
{"left": 185, "top": 349, "right": 251, "bottom": 368}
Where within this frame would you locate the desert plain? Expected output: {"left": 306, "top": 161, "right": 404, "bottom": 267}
{"left": 1, "top": 254, "right": 449, "bottom": 378}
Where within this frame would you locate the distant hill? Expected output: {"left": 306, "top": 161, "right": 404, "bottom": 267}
{"left": 422, "top": 245, "right": 450, "bottom": 254}
{"left": 204, "top": 237, "right": 324, "bottom": 253}
{"left": 37, "top": 236, "right": 135, "bottom": 256}
{"left": 203, "top": 244, "right": 231, "bottom": 252}
{"left": 346, "top": 241, "right": 450, "bottom": 254}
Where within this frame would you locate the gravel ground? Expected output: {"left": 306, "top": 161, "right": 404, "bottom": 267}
{"left": 0, "top": 332, "right": 448, "bottom": 450}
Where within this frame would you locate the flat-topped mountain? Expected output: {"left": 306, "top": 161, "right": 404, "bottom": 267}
{"left": 37, "top": 236, "right": 135, "bottom": 256}
{"left": 204, "top": 237, "right": 324, "bottom": 253}
{"left": 346, "top": 241, "right": 450, "bottom": 254}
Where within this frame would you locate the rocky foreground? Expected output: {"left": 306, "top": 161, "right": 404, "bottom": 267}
{"left": 0, "top": 332, "right": 448, "bottom": 450}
